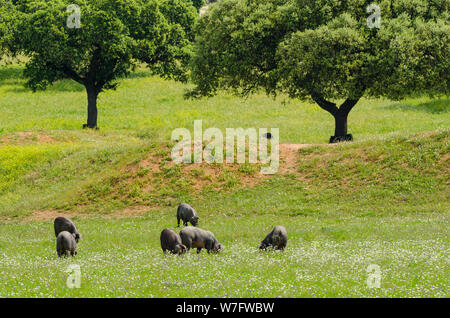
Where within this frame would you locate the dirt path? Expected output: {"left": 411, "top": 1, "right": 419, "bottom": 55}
{"left": 278, "top": 143, "right": 315, "bottom": 174}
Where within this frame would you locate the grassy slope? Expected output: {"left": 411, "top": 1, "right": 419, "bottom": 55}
{"left": 0, "top": 64, "right": 448, "bottom": 297}
{"left": 0, "top": 65, "right": 449, "bottom": 219}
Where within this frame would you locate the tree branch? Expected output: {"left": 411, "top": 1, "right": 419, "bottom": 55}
{"left": 310, "top": 92, "right": 339, "bottom": 116}
{"left": 60, "top": 65, "right": 85, "bottom": 85}
{"left": 339, "top": 98, "right": 360, "bottom": 116}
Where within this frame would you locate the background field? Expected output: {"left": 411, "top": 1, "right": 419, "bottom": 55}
{"left": 0, "top": 63, "right": 448, "bottom": 297}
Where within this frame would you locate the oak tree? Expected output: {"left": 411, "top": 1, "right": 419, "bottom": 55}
{"left": 189, "top": 0, "right": 449, "bottom": 142}
{"left": 12, "top": 0, "right": 197, "bottom": 128}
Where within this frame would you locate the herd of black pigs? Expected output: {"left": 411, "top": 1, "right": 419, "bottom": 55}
{"left": 54, "top": 203, "right": 288, "bottom": 257}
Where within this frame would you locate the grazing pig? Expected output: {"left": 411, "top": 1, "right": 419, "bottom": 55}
{"left": 54, "top": 216, "right": 81, "bottom": 242}
{"left": 56, "top": 231, "right": 77, "bottom": 257}
{"left": 160, "top": 228, "right": 187, "bottom": 255}
{"left": 179, "top": 226, "right": 223, "bottom": 254}
{"left": 259, "top": 225, "right": 288, "bottom": 251}
{"left": 177, "top": 203, "right": 199, "bottom": 227}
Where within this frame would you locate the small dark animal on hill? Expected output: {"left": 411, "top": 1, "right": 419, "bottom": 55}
{"left": 179, "top": 226, "right": 223, "bottom": 254}
{"left": 56, "top": 231, "right": 77, "bottom": 257}
{"left": 177, "top": 203, "right": 199, "bottom": 227}
{"left": 160, "top": 228, "right": 187, "bottom": 255}
{"left": 54, "top": 216, "right": 81, "bottom": 242}
{"left": 259, "top": 225, "right": 288, "bottom": 251}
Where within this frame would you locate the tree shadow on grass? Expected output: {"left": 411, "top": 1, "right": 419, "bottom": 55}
{"left": 1, "top": 65, "right": 151, "bottom": 93}
{"left": 47, "top": 80, "right": 85, "bottom": 92}
{"left": 0, "top": 66, "right": 84, "bottom": 93}
{"left": 124, "top": 69, "right": 153, "bottom": 79}
{"left": 384, "top": 99, "right": 449, "bottom": 114}
{"left": 0, "top": 66, "right": 24, "bottom": 86}
{"left": 4, "top": 80, "right": 85, "bottom": 93}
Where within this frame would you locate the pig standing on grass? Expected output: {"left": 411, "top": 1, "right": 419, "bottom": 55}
{"left": 177, "top": 203, "right": 199, "bottom": 227}
{"left": 56, "top": 231, "right": 77, "bottom": 257}
{"left": 54, "top": 216, "right": 81, "bottom": 242}
{"left": 179, "top": 226, "right": 223, "bottom": 254}
{"left": 160, "top": 228, "right": 187, "bottom": 255}
{"left": 259, "top": 225, "right": 288, "bottom": 251}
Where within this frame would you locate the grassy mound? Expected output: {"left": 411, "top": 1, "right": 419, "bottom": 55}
{"left": 0, "top": 128, "right": 447, "bottom": 220}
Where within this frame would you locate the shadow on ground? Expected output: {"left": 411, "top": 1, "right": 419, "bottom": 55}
{"left": 0, "top": 65, "right": 153, "bottom": 93}
{"left": 0, "top": 66, "right": 23, "bottom": 86}
{"left": 384, "top": 99, "right": 449, "bottom": 114}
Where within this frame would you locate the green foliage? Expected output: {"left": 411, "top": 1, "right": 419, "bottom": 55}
{"left": 0, "top": 0, "right": 16, "bottom": 58}
{"left": 371, "top": 16, "right": 450, "bottom": 99}
{"left": 152, "top": 0, "right": 197, "bottom": 81}
{"left": 189, "top": 0, "right": 297, "bottom": 98}
{"left": 277, "top": 13, "right": 368, "bottom": 101}
{"left": 12, "top": 0, "right": 197, "bottom": 90}
{"left": 190, "top": 0, "right": 205, "bottom": 11}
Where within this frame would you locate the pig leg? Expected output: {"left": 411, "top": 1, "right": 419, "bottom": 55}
{"left": 205, "top": 240, "right": 214, "bottom": 253}
{"left": 181, "top": 236, "right": 192, "bottom": 250}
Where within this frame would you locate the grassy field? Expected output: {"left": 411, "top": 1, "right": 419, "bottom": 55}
{"left": 0, "top": 63, "right": 448, "bottom": 297}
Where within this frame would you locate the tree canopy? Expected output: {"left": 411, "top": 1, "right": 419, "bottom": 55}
{"left": 10, "top": 0, "right": 198, "bottom": 128}
{"left": 190, "top": 0, "right": 205, "bottom": 11}
{"left": 189, "top": 0, "right": 449, "bottom": 142}
{"left": 0, "top": 0, "right": 16, "bottom": 58}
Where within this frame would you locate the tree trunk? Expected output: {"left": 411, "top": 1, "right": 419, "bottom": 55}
{"left": 334, "top": 112, "right": 348, "bottom": 137}
{"left": 310, "top": 93, "right": 360, "bottom": 143}
{"left": 329, "top": 111, "right": 353, "bottom": 143}
{"left": 85, "top": 86, "right": 98, "bottom": 129}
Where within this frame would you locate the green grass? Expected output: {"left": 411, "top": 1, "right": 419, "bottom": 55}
{"left": 0, "top": 215, "right": 447, "bottom": 297}
{"left": 0, "top": 63, "right": 448, "bottom": 297}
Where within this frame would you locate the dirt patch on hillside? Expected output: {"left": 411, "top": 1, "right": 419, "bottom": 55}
{"left": 104, "top": 205, "right": 155, "bottom": 218}
{"left": 118, "top": 143, "right": 318, "bottom": 195}
{"left": 24, "top": 210, "right": 77, "bottom": 222}
{"left": 440, "top": 152, "right": 450, "bottom": 163}
{"left": 0, "top": 132, "right": 57, "bottom": 145}
{"left": 25, "top": 205, "right": 155, "bottom": 222}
